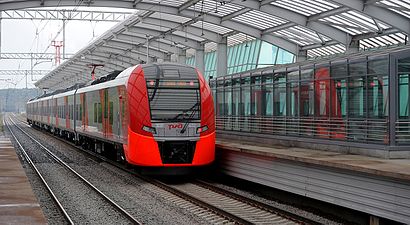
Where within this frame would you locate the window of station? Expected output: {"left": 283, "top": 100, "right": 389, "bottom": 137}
{"left": 251, "top": 74, "right": 261, "bottom": 116}
{"left": 368, "top": 57, "right": 389, "bottom": 118}
{"left": 348, "top": 61, "right": 367, "bottom": 117}
{"left": 241, "top": 76, "right": 251, "bottom": 116}
{"left": 315, "top": 65, "right": 330, "bottom": 117}
{"left": 300, "top": 66, "right": 314, "bottom": 117}
{"left": 287, "top": 68, "right": 299, "bottom": 117}
{"left": 261, "top": 70, "right": 273, "bottom": 116}
{"left": 398, "top": 56, "right": 410, "bottom": 118}
{"left": 232, "top": 77, "right": 240, "bottom": 116}
{"left": 273, "top": 72, "right": 286, "bottom": 116}
{"left": 216, "top": 78, "right": 224, "bottom": 116}
{"left": 224, "top": 79, "right": 232, "bottom": 116}
{"left": 331, "top": 62, "right": 347, "bottom": 117}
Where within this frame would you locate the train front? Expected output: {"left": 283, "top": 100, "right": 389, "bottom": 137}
{"left": 125, "top": 63, "right": 215, "bottom": 170}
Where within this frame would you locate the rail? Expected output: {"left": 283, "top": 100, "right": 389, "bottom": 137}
{"left": 6, "top": 116, "right": 142, "bottom": 225}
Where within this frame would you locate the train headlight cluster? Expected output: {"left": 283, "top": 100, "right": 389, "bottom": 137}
{"left": 196, "top": 125, "right": 208, "bottom": 134}
{"left": 142, "top": 125, "right": 157, "bottom": 134}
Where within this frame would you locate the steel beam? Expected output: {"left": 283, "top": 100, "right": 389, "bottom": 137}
{"left": 0, "top": 9, "right": 133, "bottom": 22}
{"left": 0, "top": 70, "right": 50, "bottom": 76}
{"left": 330, "top": 0, "right": 410, "bottom": 34}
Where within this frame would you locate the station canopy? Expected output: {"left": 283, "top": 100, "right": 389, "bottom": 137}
{"left": 4, "top": 0, "right": 405, "bottom": 90}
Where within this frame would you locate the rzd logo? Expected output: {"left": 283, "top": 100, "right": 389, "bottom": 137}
{"left": 168, "top": 124, "right": 183, "bottom": 129}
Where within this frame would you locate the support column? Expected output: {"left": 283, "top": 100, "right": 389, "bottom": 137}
{"left": 63, "top": 19, "right": 66, "bottom": 59}
{"left": 163, "top": 53, "right": 172, "bottom": 62}
{"left": 195, "top": 44, "right": 205, "bottom": 75}
{"left": 0, "top": 16, "right": 2, "bottom": 55}
{"left": 216, "top": 37, "right": 227, "bottom": 78}
{"left": 178, "top": 49, "right": 187, "bottom": 64}
{"left": 347, "top": 39, "right": 359, "bottom": 54}
{"left": 296, "top": 49, "right": 307, "bottom": 62}
{"left": 369, "top": 216, "right": 379, "bottom": 225}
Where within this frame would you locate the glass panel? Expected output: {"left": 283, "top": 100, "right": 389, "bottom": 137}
{"left": 242, "top": 86, "right": 251, "bottom": 116}
{"left": 232, "top": 88, "right": 240, "bottom": 116}
{"left": 300, "top": 81, "right": 314, "bottom": 116}
{"left": 277, "top": 48, "right": 295, "bottom": 64}
{"left": 368, "top": 75, "right": 389, "bottom": 118}
{"left": 216, "top": 89, "right": 224, "bottom": 116}
{"left": 349, "top": 62, "right": 366, "bottom": 77}
{"left": 331, "top": 63, "right": 347, "bottom": 78}
{"left": 263, "top": 84, "right": 273, "bottom": 116}
{"left": 368, "top": 58, "right": 388, "bottom": 75}
{"left": 273, "top": 74, "right": 286, "bottom": 116}
{"left": 399, "top": 75, "right": 409, "bottom": 117}
{"left": 314, "top": 67, "right": 330, "bottom": 117}
{"left": 348, "top": 77, "right": 365, "bottom": 117}
{"left": 257, "top": 42, "right": 278, "bottom": 68}
{"left": 334, "top": 79, "right": 347, "bottom": 117}
{"left": 225, "top": 89, "right": 232, "bottom": 116}
{"left": 251, "top": 84, "right": 261, "bottom": 116}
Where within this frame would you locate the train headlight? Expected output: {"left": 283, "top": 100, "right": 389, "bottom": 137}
{"left": 142, "top": 125, "right": 157, "bottom": 134}
{"left": 196, "top": 125, "right": 208, "bottom": 134}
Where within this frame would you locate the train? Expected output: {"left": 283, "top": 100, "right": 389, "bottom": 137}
{"left": 26, "top": 63, "right": 215, "bottom": 172}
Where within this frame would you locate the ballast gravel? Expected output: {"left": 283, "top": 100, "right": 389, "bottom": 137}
{"left": 10, "top": 121, "right": 211, "bottom": 225}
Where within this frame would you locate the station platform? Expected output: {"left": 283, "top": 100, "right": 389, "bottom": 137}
{"left": 0, "top": 137, "right": 46, "bottom": 225}
{"left": 216, "top": 137, "right": 410, "bottom": 224}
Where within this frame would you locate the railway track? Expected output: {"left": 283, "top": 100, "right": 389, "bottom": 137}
{"left": 11, "top": 114, "right": 323, "bottom": 225}
{"left": 5, "top": 116, "right": 142, "bottom": 225}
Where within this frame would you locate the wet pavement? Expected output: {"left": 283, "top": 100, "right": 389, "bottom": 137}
{"left": 0, "top": 137, "right": 46, "bottom": 225}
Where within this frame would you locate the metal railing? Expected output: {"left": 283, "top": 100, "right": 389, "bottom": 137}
{"left": 396, "top": 120, "right": 410, "bottom": 144}
{"left": 216, "top": 116, "right": 389, "bottom": 144}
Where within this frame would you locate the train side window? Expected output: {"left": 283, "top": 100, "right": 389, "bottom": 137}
{"left": 98, "top": 103, "right": 102, "bottom": 123}
{"left": 94, "top": 103, "right": 97, "bottom": 123}
{"left": 109, "top": 102, "right": 113, "bottom": 125}
{"left": 79, "top": 104, "right": 83, "bottom": 120}
{"left": 104, "top": 89, "right": 108, "bottom": 119}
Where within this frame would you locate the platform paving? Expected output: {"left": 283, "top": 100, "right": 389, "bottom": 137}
{"left": 216, "top": 138, "right": 410, "bottom": 181}
{"left": 0, "top": 137, "right": 46, "bottom": 225}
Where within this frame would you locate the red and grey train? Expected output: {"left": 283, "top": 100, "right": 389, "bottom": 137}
{"left": 27, "top": 63, "right": 215, "bottom": 170}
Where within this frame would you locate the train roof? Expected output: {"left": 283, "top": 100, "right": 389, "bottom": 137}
{"left": 28, "top": 63, "right": 199, "bottom": 103}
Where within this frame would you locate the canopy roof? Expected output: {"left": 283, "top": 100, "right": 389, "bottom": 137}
{"left": 2, "top": 0, "right": 404, "bottom": 90}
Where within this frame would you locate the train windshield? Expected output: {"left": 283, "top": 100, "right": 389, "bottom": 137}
{"left": 146, "top": 79, "right": 200, "bottom": 121}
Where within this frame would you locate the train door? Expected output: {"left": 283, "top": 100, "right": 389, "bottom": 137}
{"left": 102, "top": 89, "right": 113, "bottom": 138}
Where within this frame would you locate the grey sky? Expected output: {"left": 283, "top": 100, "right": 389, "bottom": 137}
{"left": 0, "top": 7, "right": 135, "bottom": 89}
